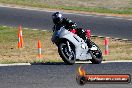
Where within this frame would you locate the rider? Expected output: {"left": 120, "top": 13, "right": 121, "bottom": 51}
{"left": 52, "top": 12, "right": 77, "bottom": 31}
{"left": 52, "top": 12, "right": 92, "bottom": 47}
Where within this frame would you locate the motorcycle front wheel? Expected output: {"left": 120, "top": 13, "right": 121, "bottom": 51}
{"left": 58, "top": 41, "right": 75, "bottom": 65}
{"left": 90, "top": 42, "right": 103, "bottom": 64}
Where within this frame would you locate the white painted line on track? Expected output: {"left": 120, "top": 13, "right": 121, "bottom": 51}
{"left": 23, "top": 28, "right": 28, "bottom": 30}
{"left": 42, "top": 30, "right": 47, "bottom": 31}
{"left": 76, "top": 60, "right": 132, "bottom": 64}
{"left": 114, "top": 17, "right": 124, "bottom": 20}
{"left": 0, "top": 63, "right": 31, "bottom": 66}
{"left": 32, "top": 29, "right": 38, "bottom": 31}
{"left": 89, "top": 35, "right": 131, "bottom": 41}
{"left": 104, "top": 16, "right": 124, "bottom": 20}
{"left": 127, "top": 19, "right": 132, "bottom": 21}
{"left": 98, "top": 36, "right": 105, "bottom": 38}
{"left": 102, "top": 60, "right": 132, "bottom": 63}
{"left": 104, "top": 16, "right": 115, "bottom": 19}
{"left": 0, "top": 60, "right": 132, "bottom": 66}
{"left": 114, "top": 38, "right": 121, "bottom": 40}
{"left": 23, "top": 27, "right": 47, "bottom": 31}
{"left": 122, "top": 39, "right": 129, "bottom": 41}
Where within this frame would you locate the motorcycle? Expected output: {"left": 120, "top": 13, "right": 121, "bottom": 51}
{"left": 51, "top": 26, "right": 103, "bottom": 65}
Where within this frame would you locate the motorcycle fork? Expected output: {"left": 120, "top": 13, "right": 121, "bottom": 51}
{"left": 67, "top": 41, "right": 72, "bottom": 53}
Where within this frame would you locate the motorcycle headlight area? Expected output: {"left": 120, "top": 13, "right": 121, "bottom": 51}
{"left": 90, "top": 45, "right": 98, "bottom": 50}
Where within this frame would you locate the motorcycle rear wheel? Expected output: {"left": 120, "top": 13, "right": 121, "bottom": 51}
{"left": 90, "top": 42, "right": 103, "bottom": 64}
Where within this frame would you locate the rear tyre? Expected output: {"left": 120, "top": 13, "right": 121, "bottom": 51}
{"left": 90, "top": 42, "right": 102, "bottom": 64}
{"left": 58, "top": 41, "right": 75, "bottom": 65}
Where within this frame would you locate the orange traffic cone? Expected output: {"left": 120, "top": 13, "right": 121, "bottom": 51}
{"left": 18, "top": 31, "right": 21, "bottom": 48}
{"left": 19, "top": 25, "right": 23, "bottom": 48}
{"left": 38, "top": 40, "right": 42, "bottom": 58}
{"left": 18, "top": 25, "right": 23, "bottom": 48}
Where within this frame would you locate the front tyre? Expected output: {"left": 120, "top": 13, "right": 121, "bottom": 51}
{"left": 90, "top": 42, "right": 103, "bottom": 64}
{"left": 58, "top": 41, "right": 75, "bottom": 65}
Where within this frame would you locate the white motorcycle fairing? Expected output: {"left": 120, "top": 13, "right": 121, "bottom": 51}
{"left": 52, "top": 27, "right": 92, "bottom": 60}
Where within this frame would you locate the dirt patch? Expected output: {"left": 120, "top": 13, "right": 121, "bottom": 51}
{"left": 0, "top": 26, "right": 132, "bottom": 64}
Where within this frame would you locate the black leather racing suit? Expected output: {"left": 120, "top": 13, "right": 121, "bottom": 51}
{"left": 53, "top": 18, "right": 76, "bottom": 31}
{"left": 53, "top": 18, "right": 92, "bottom": 47}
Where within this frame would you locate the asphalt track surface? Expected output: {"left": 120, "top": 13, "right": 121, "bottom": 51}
{"left": 0, "top": 6, "right": 132, "bottom": 40}
{"left": 0, "top": 62, "right": 132, "bottom": 88}
{"left": 0, "top": 6, "right": 132, "bottom": 88}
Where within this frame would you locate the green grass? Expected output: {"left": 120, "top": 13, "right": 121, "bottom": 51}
{"left": 0, "top": 26, "right": 132, "bottom": 64}
{"left": 0, "top": 0, "right": 132, "bottom": 14}
{"left": 0, "top": 26, "right": 62, "bottom": 64}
